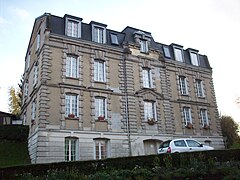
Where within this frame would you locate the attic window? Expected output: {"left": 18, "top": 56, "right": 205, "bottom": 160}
{"left": 174, "top": 48, "right": 184, "bottom": 62}
{"left": 190, "top": 52, "right": 199, "bottom": 66}
{"left": 92, "top": 25, "right": 106, "bottom": 44}
{"left": 163, "top": 46, "right": 171, "bottom": 58}
{"left": 140, "top": 39, "right": 148, "bottom": 53}
{"left": 65, "top": 18, "right": 81, "bottom": 38}
{"left": 110, "top": 34, "right": 119, "bottom": 45}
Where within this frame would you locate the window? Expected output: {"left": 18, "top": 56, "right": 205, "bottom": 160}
{"left": 186, "top": 140, "right": 201, "bottom": 147}
{"left": 23, "top": 113, "right": 26, "bottom": 125}
{"left": 179, "top": 76, "right": 188, "bottom": 95}
{"left": 24, "top": 82, "right": 28, "bottom": 96}
{"left": 93, "top": 26, "right": 105, "bottom": 43}
{"left": 200, "top": 109, "right": 209, "bottom": 126}
{"left": 65, "top": 94, "right": 78, "bottom": 118}
{"left": 95, "top": 97, "right": 106, "bottom": 119}
{"left": 190, "top": 52, "right": 199, "bottom": 66}
{"left": 174, "top": 140, "right": 187, "bottom": 147}
{"left": 140, "top": 39, "right": 148, "bottom": 53}
{"left": 163, "top": 46, "right": 171, "bottom": 58}
{"left": 183, "top": 107, "right": 192, "bottom": 125}
{"left": 142, "top": 68, "right": 152, "bottom": 88}
{"left": 94, "top": 60, "right": 105, "bottom": 82}
{"left": 65, "top": 138, "right": 78, "bottom": 161}
{"left": 66, "top": 19, "right": 81, "bottom": 38}
{"left": 36, "top": 30, "right": 40, "bottom": 51}
{"left": 95, "top": 139, "right": 108, "bottom": 160}
{"left": 31, "top": 101, "right": 36, "bottom": 120}
{"left": 66, "top": 56, "right": 78, "bottom": 78}
{"left": 25, "top": 52, "right": 31, "bottom": 71}
{"left": 196, "top": 79, "right": 204, "bottom": 97}
{"left": 33, "top": 63, "right": 38, "bottom": 86}
{"left": 110, "top": 33, "right": 119, "bottom": 45}
{"left": 159, "top": 140, "right": 171, "bottom": 148}
{"left": 174, "top": 48, "right": 183, "bottom": 62}
{"left": 144, "top": 101, "right": 156, "bottom": 120}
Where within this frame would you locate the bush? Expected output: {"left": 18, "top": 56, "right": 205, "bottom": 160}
{"left": 0, "top": 125, "right": 29, "bottom": 142}
{"left": 1, "top": 149, "right": 240, "bottom": 179}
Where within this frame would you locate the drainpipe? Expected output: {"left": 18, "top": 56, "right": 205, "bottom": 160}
{"left": 123, "top": 49, "right": 132, "bottom": 156}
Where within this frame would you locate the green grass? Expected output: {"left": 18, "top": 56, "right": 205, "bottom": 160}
{"left": 0, "top": 140, "right": 30, "bottom": 167}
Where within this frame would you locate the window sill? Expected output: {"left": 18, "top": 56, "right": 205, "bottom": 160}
{"left": 95, "top": 119, "right": 108, "bottom": 122}
{"left": 65, "top": 117, "right": 79, "bottom": 120}
{"left": 197, "top": 96, "right": 205, "bottom": 99}
{"left": 142, "top": 87, "right": 154, "bottom": 89}
{"left": 140, "top": 51, "right": 149, "bottom": 55}
{"left": 66, "top": 76, "right": 79, "bottom": 80}
{"left": 94, "top": 81, "right": 107, "bottom": 84}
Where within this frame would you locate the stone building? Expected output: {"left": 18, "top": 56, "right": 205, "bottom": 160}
{"left": 21, "top": 13, "right": 224, "bottom": 163}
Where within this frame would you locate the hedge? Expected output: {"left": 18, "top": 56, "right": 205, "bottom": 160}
{"left": 0, "top": 125, "right": 29, "bottom": 142}
{"left": 0, "top": 149, "right": 240, "bottom": 179}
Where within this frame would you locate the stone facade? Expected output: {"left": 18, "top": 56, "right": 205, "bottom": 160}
{"left": 21, "top": 13, "right": 224, "bottom": 164}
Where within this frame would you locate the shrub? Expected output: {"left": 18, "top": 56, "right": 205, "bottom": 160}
{"left": 0, "top": 125, "right": 29, "bottom": 142}
{"left": 1, "top": 149, "right": 240, "bottom": 179}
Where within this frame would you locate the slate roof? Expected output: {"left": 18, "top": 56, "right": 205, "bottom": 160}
{"left": 37, "top": 13, "right": 211, "bottom": 69}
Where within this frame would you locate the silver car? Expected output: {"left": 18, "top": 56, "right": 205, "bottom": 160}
{"left": 158, "top": 138, "right": 214, "bottom": 154}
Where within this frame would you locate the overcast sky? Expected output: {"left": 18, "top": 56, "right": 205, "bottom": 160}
{"left": 0, "top": 0, "right": 240, "bottom": 123}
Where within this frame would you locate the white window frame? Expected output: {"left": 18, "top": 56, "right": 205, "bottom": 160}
{"left": 25, "top": 52, "right": 31, "bottom": 71}
{"left": 36, "top": 30, "right": 40, "bottom": 51}
{"left": 163, "top": 46, "right": 171, "bottom": 58}
{"left": 200, "top": 109, "right": 209, "bottom": 126}
{"left": 66, "top": 56, "right": 79, "bottom": 78}
{"left": 110, "top": 33, "right": 119, "bottom": 45}
{"left": 196, "top": 79, "right": 205, "bottom": 97}
{"left": 65, "top": 94, "right": 78, "bottom": 117}
{"left": 190, "top": 52, "right": 199, "bottom": 66}
{"left": 65, "top": 18, "right": 81, "bottom": 38}
{"left": 95, "top": 97, "right": 107, "bottom": 119}
{"left": 65, "top": 138, "right": 79, "bottom": 161}
{"left": 179, "top": 76, "right": 188, "bottom": 95}
{"left": 92, "top": 25, "right": 106, "bottom": 44}
{"left": 94, "top": 139, "right": 108, "bottom": 160}
{"left": 174, "top": 48, "right": 183, "bottom": 62}
{"left": 23, "top": 113, "right": 26, "bottom": 125}
{"left": 33, "top": 63, "right": 38, "bottom": 86}
{"left": 142, "top": 68, "right": 152, "bottom": 88}
{"left": 140, "top": 39, "right": 148, "bottom": 53}
{"left": 24, "top": 82, "right": 28, "bottom": 96}
{"left": 94, "top": 60, "right": 106, "bottom": 82}
{"left": 144, "top": 101, "right": 156, "bottom": 120}
{"left": 31, "top": 101, "right": 36, "bottom": 120}
{"left": 183, "top": 107, "right": 192, "bottom": 125}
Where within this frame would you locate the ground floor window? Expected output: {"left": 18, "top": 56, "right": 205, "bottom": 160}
{"left": 94, "top": 139, "right": 109, "bottom": 160}
{"left": 65, "top": 137, "right": 78, "bottom": 161}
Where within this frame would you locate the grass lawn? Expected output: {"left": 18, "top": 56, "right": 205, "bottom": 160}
{"left": 0, "top": 140, "right": 30, "bottom": 167}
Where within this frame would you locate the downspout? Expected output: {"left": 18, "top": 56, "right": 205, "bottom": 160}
{"left": 123, "top": 50, "right": 132, "bottom": 156}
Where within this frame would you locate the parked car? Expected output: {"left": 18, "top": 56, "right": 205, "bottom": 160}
{"left": 158, "top": 138, "right": 214, "bottom": 154}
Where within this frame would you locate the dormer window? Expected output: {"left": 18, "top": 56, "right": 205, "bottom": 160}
{"left": 190, "top": 52, "right": 199, "bottom": 66}
{"left": 140, "top": 39, "right": 148, "bottom": 53}
{"left": 133, "top": 30, "right": 151, "bottom": 53}
{"left": 65, "top": 18, "right": 81, "bottom": 38}
{"left": 174, "top": 48, "right": 183, "bottom": 62}
{"left": 110, "top": 33, "right": 119, "bottom": 45}
{"left": 163, "top": 46, "right": 171, "bottom": 58}
{"left": 92, "top": 24, "right": 106, "bottom": 44}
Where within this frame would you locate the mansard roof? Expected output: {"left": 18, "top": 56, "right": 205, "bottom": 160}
{"left": 28, "top": 13, "right": 211, "bottom": 69}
